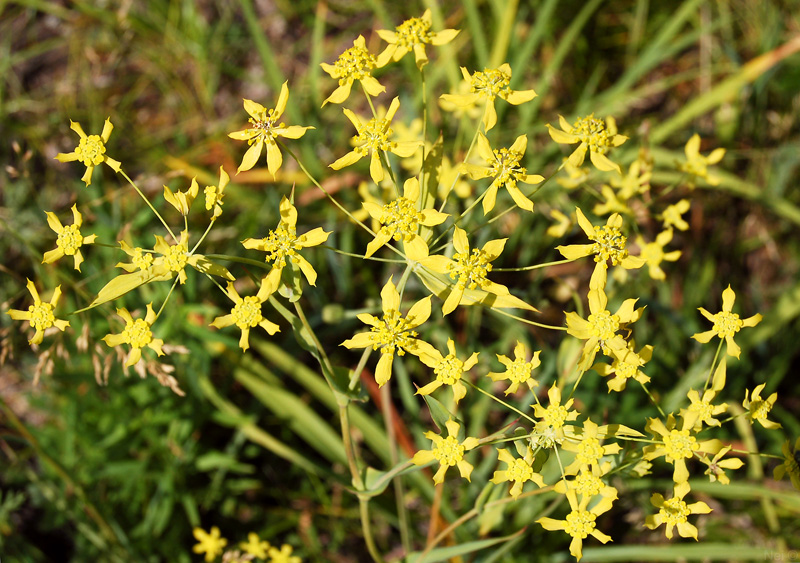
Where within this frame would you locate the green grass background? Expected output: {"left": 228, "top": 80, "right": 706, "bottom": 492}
{"left": 1, "top": 0, "right": 799, "bottom": 561}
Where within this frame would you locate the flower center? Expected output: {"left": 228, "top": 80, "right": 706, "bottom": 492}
{"left": 542, "top": 404, "right": 569, "bottom": 429}
{"left": 489, "top": 148, "right": 526, "bottom": 188}
{"left": 470, "top": 67, "right": 511, "bottom": 98}
{"left": 564, "top": 510, "right": 597, "bottom": 539}
{"left": 640, "top": 241, "right": 664, "bottom": 264}
{"left": 448, "top": 248, "right": 492, "bottom": 290}
{"left": 355, "top": 118, "right": 395, "bottom": 155}
{"left": 663, "top": 429, "right": 697, "bottom": 461}
{"left": 508, "top": 357, "right": 533, "bottom": 384}
{"left": 261, "top": 225, "right": 299, "bottom": 268}
{"left": 660, "top": 497, "right": 690, "bottom": 526}
{"left": 590, "top": 225, "right": 628, "bottom": 265}
{"left": 434, "top": 354, "right": 463, "bottom": 385}
{"left": 432, "top": 435, "right": 465, "bottom": 467}
{"left": 574, "top": 115, "right": 612, "bottom": 154}
{"left": 29, "top": 301, "right": 55, "bottom": 331}
{"left": 122, "top": 319, "right": 153, "bottom": 349}
{"left": 232, "top": 296, "right": 263, "bottom": 329}
{"left": 75, "top": 134, "right": 106, "bottom": 166}
{"left": 56, "top": 224, "right": 83, "bottom": 255}
{"left": 333, "top": 43, "right": 377, "bottom": 83}
{"left": 749, "top": 399, "right": 772, "bottom": 421}
{"left": 132, "top": 247, "right": 154, "bottom": 271}
{"left": 575, "top": 471, "right": 604, "bottom": 497}
{"left": 712, "top": 311, "right": 742, "bottom": 338}
{"left": 204, "top": 185, "right": 223, "bottom": 210}
{"left": 507, "top": 458, "right": 534, "bottom": 483}
{"left": 248, "top": 108, "right": 282, "bottom": 144}
{"left": 163, "top": 242, "right": 189, "bottom": 273}
{"left": 395, "top": 17, "right": 432, "bottom": 48}
{"left": 613, "top": 358, "right": 637, "bottom": 380}
{"left": 371, "top": 309, "right": 417, "bottom": 356}
{"left": 688, "top": 399, "right": 714, "bottom": 423}
{"left": 588, "top": 310, "right": 620, "bottom": 342}
{"left": 377, "top": 197, "right": 422, "bottom": 242}
{"left": 577, "top": 437, "right": 604, "bottom": 465}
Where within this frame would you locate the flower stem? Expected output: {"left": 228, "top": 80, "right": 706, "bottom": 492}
{"left": 119, "top": 169, "right": 176, "bottom": 240}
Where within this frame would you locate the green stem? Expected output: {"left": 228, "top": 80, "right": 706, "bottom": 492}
{"left": 379, "top": 383, "right": 411, "bottom": 555}
{"left": 494, "top": 258, "right": 574, "bottom": 272}
{"left": 639, "top": 381, "right": 667, "bottom": 418}
{"left": 119, "top": 169, "right": 176, "bottom": 240}
{"left": 155, "top": 277, "right": 180, "bottom": 320}
{"left": 465, "top": 379, "right": 536, "bottom": 423}
{"left": 703, "top": 340, "right": 724, "bottom": 392}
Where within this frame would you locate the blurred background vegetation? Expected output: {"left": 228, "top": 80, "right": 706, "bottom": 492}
{"left": 1, "top": 0, "right": 799, "bottom": 561}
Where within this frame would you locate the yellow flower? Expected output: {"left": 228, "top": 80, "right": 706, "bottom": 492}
{"left": 192, "top": 526, "right": 228, "bottom": 563}
{"left": 635, "top": 228, "right": 682, "bottom": 281}
{"left": 700, "top": 446, "right": 743, "bottom": 485}
{"left": 462, "top": 133, "right": 543, "bottom": 214}
{"left": 565, "top": 286, "right": 643, "bottom": 372}
{"left": 42, "top": 204, "right": 97, "bottom": 271}
{"left": 547, "top": 114, "right": 627, "bottom": 173}
{"left": 691, "top": 285, "right": 762, "bottom": 359}
{"left": 679, "top": 360, "right": 728, "bottom": 430}
{"left": 210, "top": 275, "right": 281, "bottom": 352}
{"left": 660, "top": 199, "right": 691, "bottom": 231}
{"left": 361, "top": 177, "right": 448, "bottom": 258}
{"left": 592, "top": 185, "right": 631, "bottom": 217}
{"left": 643, "top": 414, "right": 722, "bottom": 483}
{"left": 593, "top": 341, "right": 652, "bottom": 392}
{"left": 412, "top": 419, "right": 480, "bottom": 484}
{"left": 537, "top": 489, "right": 614, "bottom": 561}
{"left": 562, "top": 419, "right": 622, "bottom": 475}
{"left": 440, "top": 63, "right": 536, "bottom": 131}
{"left": 490, "top": 446, "right": 546, "bottom": 499}
{"left": 546, "top": 209, "right": 573, "bottom": 238}
{"left": 557, "top": 208, "right": 645, "bottom": 290}
{"left": 152, "top": 231, "right": 201, "bottom": 285}
{"left": 609, "top": 157, "right": 651, "bottom": 200}
{"left": 240, "top": 532, "right": 270, "bottom": 558}
{"left": 774, "top": 437, "right": 800, "bottom": 491}
{"left": 679, "top": 133, "right": 725, "bottom": 186}
{"left": 268, "top": 544, "right": 301, "bottom": 563}
{"left": 414, "top": 226, "right": 510, "bottom": 316}
{"left": 229, "top": 82, "right": 313, "bottom": 177}
{"left": 376, "top": 9, "right": 459, "bottom": 69}
{"left": 416, "top": 338, "right": 478, "bottom": 404}
{"left": 204, "top": 166, "right": 230, "bottom": 219}
{"left": 116, "top": 241, "right": 155, "bottom": 272}
{"left": 242, "top": 196, "right": 331, "bottom": 286}
{"left": 556, "top": 158, "right": 590, "bottom": 190}
{"left": 55, "top": 118, "right": 121, "bottom": 185}
{"left": 163, "top": 177, "right": 198, "bottom": 216}
{"left": 554, "top": 463, "right": 618, "bottom": 501}
{"left": 439, "top": 156, "right": 473, "bottom": 199}
{"left": 487, "top": 340, "right": 541, "bottom": 395}
{"left": 321, "top": 35, "right": 385, "bottom": 106}
{"left": 340, "top": 277, "right": 435, "bottom": 387}
{"left": 532, "top": 385, "right": 579, "bottom": 447}
{"left": 102, "top": 304, "right": 164, "bottom": 367}
{"left": 330, "top": 98, "right": 420, "bottom": 184}
{"left": 6, "top": 279, "right": 70, "bottom": 345}
{"left": 742, "top": 383, "right": 780, "bottom": 429}
{"left": 438, "top": 79, "right": 483, "bottom": 121}
{"left": 645, "top": 481, "right": 711, "bottom": 540}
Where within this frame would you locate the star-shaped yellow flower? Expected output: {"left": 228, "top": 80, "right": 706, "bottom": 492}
{"left": 330, "top": 98, "right": 421, "bottom": 184}
{"left": 462, "top": 133, "right": 543, "bottom": 214}
{"left": 192, "top": 526, "right": 227, "bottom": 563}
{"left": 487, "top": 340, "right": 541, "bottom": 395}
{"left": 42, "top": 204, "right": 97, "bottom": 272}
{"left": 537, "top": 489, "right": 614, "bottom": 561}
{"left": 679, "top": 133, "right": 725, "bottom": 186}
{"left": 102, "top": 304, "right": 164, "bottom": 367}
{"left": 636, "top": 228, "right": 681, "bottom": 281}
{"left": 341, "top": 277, "right": 435, "bottom": 387}
{"left": 547, "top": 114, "right": 627, "bottom": 173}
{"left": 376, "top": 9, "right": 459, "bottom": 69}
{"left": 645, "top": 481, "right": 711, "bottom": 540}
{"left": 242, "top": 196, "right": 331, "bottom": 286}
{"left": 321, "top": 35, "right": 385, "bottom": 106}
{"left": 361, "top": 177, "right": 448, "bottom": 257}
{"left": 412, "top": 419, "right": 480, "bottom": 484}
{"left": 490, "top": 446, "right": 546, "bottom": 499}
{"left": 440, "top": 63, "right": 536, "bottom": 131}
{"left": 210, "top": 274, "right": 281, "bottom": 352}
{"left": 6, "top": 279, "right": 70, "bottom": 346}
{"left": 691, "top": 285, "right": 762, "bottom": 359}
{"left": 642, "top": 413, "right": 721, "bottom": 484}
{"left": 416, "top": 338, "right": 478, "bottom": 404}
{"left": 229, "top": 82, "right": 313, "bottom": 177}
{"left": 55, "top": 118, "right": 121, "bottom": 185}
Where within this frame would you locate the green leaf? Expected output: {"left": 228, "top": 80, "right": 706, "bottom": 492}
{"left": 406, "top": 528, "right": 526, "bottom": 563}
{"left": 79, "top": 269, "right": 164, "bottom": 312}
{"left": 420, "top": 392, "right": 457, "bottom": 433}
{"left": 278, "top": 260, "right": 304, "bottom": 302}
{"left": 191, "top": 255, "right": 235, "bottom": 280}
